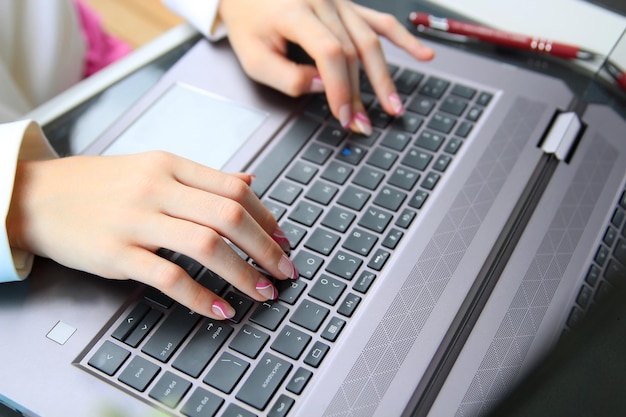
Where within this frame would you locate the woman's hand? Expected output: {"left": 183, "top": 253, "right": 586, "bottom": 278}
{"left": 218, "top": 0, "right": 434, "bottom": 135}
{"left": 7, "top": 151, "right": 297, "bottom": 319}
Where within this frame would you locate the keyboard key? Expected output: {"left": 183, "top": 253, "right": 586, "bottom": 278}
{"left": 337, "top": 185, "right": 371, "bottom": 211}
{"left": 374, "top": 186, "right": 407, "bottom": 211}
{"left": 409, "top": 190, "right": 429, "bottom": 209}
{"left": 367, "top": 148, "right": 399, "bottom": 170}
{"left": 322, "top": 206, "right": 356, "bottom": 233}
{"left": 394, "top": 68, "right": 424, "bottom": 94}
{"left": 250, "top": 301, "right": 289, "bottom": 331}
{"left": 420, "top": 77, "right": 449, "bottom": 99}
{"left": 309, "top": 274, "right": 347, "bottom": 305}
{"left": 302, "top": 143, "right": 333, "bottom": 165}
{"left": 326, "top": 251, "right": 362, "bottom": 280}
{"left": 118, "top": 356, "right": 160, "bottom": 392}
{"left": 368, "top": 105, "right": 393, "bottom": 129}
{"left": 433, "top": 154, "right": 452, "bottom": 172}
{"left": 172, "top": 318, "right": 233, "bottom": 378}
{"left": 141, "top": 306, "right": 201, "bottom": 363}
{"left": 203, "top": 352, "right": 249, "bottom": 394}
{"left": 337, "top": 293, "right": 362, "bottom": 317}
{"left": 336, "top": 143, "right": 368, "bottom": 165}
{"left": 304, "top": 229, "right": 341, "bottom": 256}
{"left": 392, "top": 112, "right": 424, "bottom": 134}
{"left": 290, "top": 299, "right": 329, "bottom": 332}
{"left": 305, "top": 181, "right": 338, "bottom": 205}
{"left": 382, "top": 228, "right": 404, "bottom": 249}
{"left": 197, "top": 269, "right": 229, "bottom": 295}
{"left": 281, "top": 221, "right": 307, "bottom": 249}
{"left": 343, "top": 227, "right": 378, "bottom": 256}
{"left": 230, "top": 324, "right": 270, "bottom": 359}
{"left": 466, "top": 106, "right": 483, "bottom": 121}
{"left": 112, "top": 303, "right": 150, "bottom": 341}
{"left": 427, "top": 112, "right": 457, "bottom": 134}
{"left": 288, "top": 201, "right": 323, "bottom": 226}
{"left": 304, "top": 95, "right": 331, "bottom": 120}
{"left": 271, "top": 325, "right": 311, "bottom": 359}
{"left": 321, "top": 161, "right": 353, "bottom": 184}
{"left": 149, "top": 371, "right": 191, "bottom": 409}
{"left": 359, "top": 207, "right": 393, "bottom": 233}
{"left": 422, "top": 172, "right": 441, "bottom": 191}
{"left": 268, "top": 394, "right": 295, "bottom": 417}
{"left": 180, "top": 387, "right": 224, "bottom": 417}
{"left": 407, "top": 95, "right": 436, "bottom": 116}
{"left": 304, "top": 341, "right": 330, "bottom": 368}
{"left": 368, "top": 248, "right": 391, "bottom": 271}
{"left": 395, "top": 209, "right": 417, "bottom": 229}
{"left": 286, "top": 367, "right": 313, "bottom": 395}
{"left": 276, "top": 279, "right": 308, "bottom": 305}
{"left": 455, "top": 120, "right": 473, "bottom": 138}
{"left": 224, "top": 292, "right": 254, "bottom": 324}
{"left": 353, "top": 271, "right": 377, "bottom": 294}
{"left": 269, "top": 181, "right": 303, "bottom": 205}
{"left": 451, "top": 84, "right": 476, "bottom": 99}
{"left": 415, "top": 130, "right": 445, "bottom": 152}
{"left": 444, "top": 137, "right": 463, "bottom": 155}
{"left": 237, "top": 353, "right": 292, "bottom": 410}
{"left": 124, "top": 308, "right": 163, "bottom": 348}
{"left": 353, "top": 166, "right": 386, "bottom": 190}
{"left": 286, "top": 161, "right": 318, "bottom": 184}
{"left": 222, "top": 404, "right": 257, "bottom": 417}
{"left": 388, "top": 167, "right": 420, "bottom": 191}
{"left": 439, "top": 96, "right": 468, "bottom": 116}
{"left": 292, "top": 250, "right": 324, "bottom": 279}
{"left": 318, "top": 125, "right": 348, "bottom": 146}
{"left": 88, "top": 341, "right": 130, "bottom": 376}
{"left": 381, "top": 130, "right": 412, "bottom": 151}
{"left": 402, "top": 148, "right": 432, "bottom": 171}
{"left": 476, "top": 91, "right": 493, "bottom": 106}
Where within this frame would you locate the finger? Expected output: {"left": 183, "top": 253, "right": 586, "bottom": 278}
{"left": 278, "top": 7, "right": 355, "bottom": 128}
{"left": 353, "top": 4, "right": 435, "bottom": 61}
{"left": 234, "top": 37, "right": 324, "bottom": 97}
{"left": 170, "top": 157, "right": 277, "bottom": 237}
{"left": 121, "top": 247, "right": 236, "bottom": 320}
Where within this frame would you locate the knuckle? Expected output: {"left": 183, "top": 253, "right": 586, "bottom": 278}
{"left": 378, "top": 12, "right": 398, "bottom": 29}
{"left": 153, "top": 261, "right": 186, "bottom": 292}
{"left": 360, "top": 33, "right": 381, "bottom": 55}
{"left": 218, "top": 200, "right": 247, "bottom": 229}
{"left": 189, "top": 228, "right": 223, "bottom": 256}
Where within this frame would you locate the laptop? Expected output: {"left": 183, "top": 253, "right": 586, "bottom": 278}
{"left": 2, "top": 1, "right": 626, "bottom": 416}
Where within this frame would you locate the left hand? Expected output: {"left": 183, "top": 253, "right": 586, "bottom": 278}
{"left": 218, "top": 0, "right": 434, "bottom": 135}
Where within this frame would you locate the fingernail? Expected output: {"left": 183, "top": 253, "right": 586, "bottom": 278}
{"left": 212, "top": 301, "right": 235, "bottom": 319}
{"left": 353, "top": 112, "right": 373, "bottom": 136}
{"left": 272, "top": 227, "right": 291, "bottom": 253}
{"left": 389, "top": 93, "right": 404, "bottom": 116}
{"left": 256, "top": 277, "right": 278, "bottom": 300}
{"left": 278, "top": 254, "right": 299, "bottom": 279}
{"left": 309, "top": 75, "right": 325, "bottom": 93}
{"left": 339, "top": 104, "right": 352, "bottom": 129}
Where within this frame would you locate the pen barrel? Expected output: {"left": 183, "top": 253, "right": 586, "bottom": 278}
{"left": 447, "top": 20, "right": 580, "bottom": 59}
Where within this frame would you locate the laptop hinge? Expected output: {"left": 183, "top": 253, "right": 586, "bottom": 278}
{"left": 540, "top": 111, "right": 582, "bottom": 161}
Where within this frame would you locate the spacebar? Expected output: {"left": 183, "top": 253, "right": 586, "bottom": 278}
{"left": 250, "top": 116, "right": 320, "bottom": 197}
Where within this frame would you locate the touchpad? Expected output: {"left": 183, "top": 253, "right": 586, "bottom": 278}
{"left": 103, "top": 82, "right": 267, "bottom": 169}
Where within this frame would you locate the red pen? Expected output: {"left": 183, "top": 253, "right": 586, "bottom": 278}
{"left": 409, "top": 12, "right": 596, "bottom": 60}
{"left": 605, "top": 61, "right": 626, "bottom": 93}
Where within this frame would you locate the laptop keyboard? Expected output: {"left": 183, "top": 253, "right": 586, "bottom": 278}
{"left": 566, "top": 185, "right": 626, "bottom": 330}
{"left": 81, "top": 64, "right": 494, "bottom": 416}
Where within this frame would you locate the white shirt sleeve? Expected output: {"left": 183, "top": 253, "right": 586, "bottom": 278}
{"left": 162, "top": 0, "right": 227, "bottom": 41}
{"left": 1, "top": 120, "right": 58, "bottom": 282}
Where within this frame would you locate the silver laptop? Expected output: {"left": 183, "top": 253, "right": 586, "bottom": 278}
{"left": 2, "top": 3, "right": 626, "bottom": 417}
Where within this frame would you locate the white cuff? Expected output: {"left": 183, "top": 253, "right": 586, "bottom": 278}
{"left": 1, "top": 120, "right": 58, "bottom": 282}
{"left": 162, "top": 0, "right": 227, "bottom": 41}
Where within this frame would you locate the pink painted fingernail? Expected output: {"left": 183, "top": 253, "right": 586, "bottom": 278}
{"left": 256, "top": 277, "right": 278, "bottom": 300}
{"left": 272, "top": 227, "right": 291, "bottom": 253}
{"left": 212, "top": 301, "right": 235, "bottom": 319}
{"left": 353, "top": 112, "right": 373, "bottom": 136}
{"left": 278, "top": 254, "right": 299, "bottom": 279}
{"left": 310, "top": 75, "right": 325, "bottom": 93}
{"left": 339, "top": 104, "right": 352, "bottom": 129}
{"left": 389, "top": 93, "right": 404, "bottom": 115}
